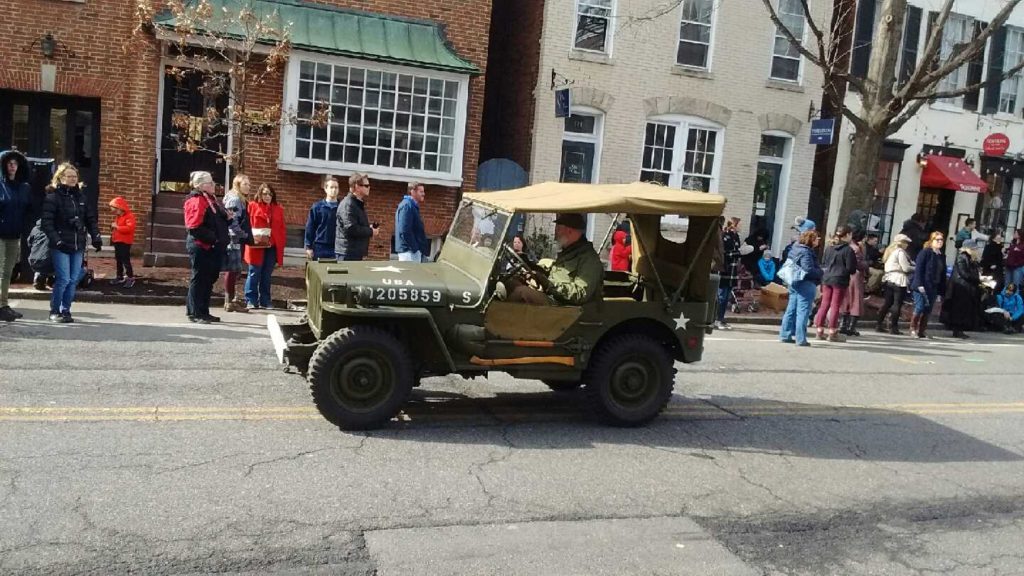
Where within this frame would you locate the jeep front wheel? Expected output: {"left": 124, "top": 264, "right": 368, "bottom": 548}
{"left": 308, "top": 326, "right": 414, "bottom": 430}
{"left": 583, "top": 334, "right": 675, "bottom": 426}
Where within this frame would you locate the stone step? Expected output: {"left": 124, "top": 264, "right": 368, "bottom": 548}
{"left": 149, "top": 222, "right": 186, "bottom": 239}
{"left": 143, "top": 252, "right": 190, "bottom": 268}
{"left": 154, "top": 192, "right": 188, "bottom": 210}
{"left": 149, "top": 237, "right": 186, "bottom": 254}
{"left": 152, "top": 207, "right": 184, "bottom": 226}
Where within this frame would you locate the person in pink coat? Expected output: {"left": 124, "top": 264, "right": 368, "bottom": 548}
{"left": 243, "top": 183, "right": 286, "bottom": 309}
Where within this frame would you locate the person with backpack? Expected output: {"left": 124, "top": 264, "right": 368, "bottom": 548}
{"left": 814, "top": 226, "right": 857, "bottom": 342}
{"left": 0, "top": 150, "right": 31, "bottom": 322}
{"left": 40, "top": 162, "right": 101, "bottom": 323}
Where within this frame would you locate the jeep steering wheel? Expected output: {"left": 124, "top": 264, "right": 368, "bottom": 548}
{"left": 501, "top": 244, "right": 550, "bottom": 290}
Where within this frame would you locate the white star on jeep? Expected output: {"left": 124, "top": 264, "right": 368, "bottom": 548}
{"left": 674, "top": 312, "right": 690, "bottom": 331}
{"left": 370, "top": 266, "right": 404, "bottom": 273}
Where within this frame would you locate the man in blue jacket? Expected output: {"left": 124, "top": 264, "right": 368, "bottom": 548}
{"left": 0, "top": 150, "right": 31, "bottom": 322}
{"left": 394, "top": 181, "right": 430, "bottom": 262}
{"left": 303, "top": 176, "right": 340, "bottom": 260}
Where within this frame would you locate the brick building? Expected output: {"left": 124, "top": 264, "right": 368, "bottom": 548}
{"left": 482, "top": 0, "right": 830, "bottom": 254}
{"left": 0, "top": 0, "right": 491, "bottom": 263}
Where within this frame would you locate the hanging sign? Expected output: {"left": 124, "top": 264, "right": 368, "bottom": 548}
{"left": 809, "top": 118, "right": 835, "bottom": 146}
{"left": 983, "top": 133, "right": 1010, "bottom": 156}
{"left": 555, "top": 89, "right": 571, "bottom": 119}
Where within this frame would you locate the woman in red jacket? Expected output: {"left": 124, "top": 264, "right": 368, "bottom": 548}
{"left": 243, "top": 183, "right": 286, "bottom": 309}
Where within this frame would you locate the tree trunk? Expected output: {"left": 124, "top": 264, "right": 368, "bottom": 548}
{"left": 837, "top": 129, "right": 884, "bottom": 227}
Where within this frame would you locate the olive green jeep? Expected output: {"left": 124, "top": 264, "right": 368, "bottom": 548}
{"left": 268, "top": 182, "right": 725, "bottom": 430}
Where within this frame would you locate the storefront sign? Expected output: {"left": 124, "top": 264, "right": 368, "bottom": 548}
{"left": 809, "top": 118, "right": 835, "bottom": 146}
{"left": 983, "top": 133, "right": 1010, "bottom": 156}
{"left": 555, "top": 89, "right": 571, "bottom": 119}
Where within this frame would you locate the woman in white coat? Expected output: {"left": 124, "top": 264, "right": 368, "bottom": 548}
{"left": 875, "top": 234, "right": 915, "bottom": 335}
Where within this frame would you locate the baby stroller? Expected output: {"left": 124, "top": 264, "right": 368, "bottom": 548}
{"left": 729, "top": 262, "right": 761, "bottom": 314}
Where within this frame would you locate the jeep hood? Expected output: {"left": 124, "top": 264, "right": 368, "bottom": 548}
{"left": 308, "top": 260, "right": 485, "bottom": 308}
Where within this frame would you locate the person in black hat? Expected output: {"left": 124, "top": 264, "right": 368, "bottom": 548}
{"left": 506, "top": 212, "right": 603, "bottom": 305}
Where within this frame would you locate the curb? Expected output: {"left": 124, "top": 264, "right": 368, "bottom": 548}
{"left": 8, "top": 289, "right": 291, "bottom": 309}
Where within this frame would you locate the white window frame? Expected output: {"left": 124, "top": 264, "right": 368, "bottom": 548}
{"left": 571, "top": 0, "right": 615, "bottom": 55}
{"left": 757, "top": 131, "right": 794, "bottom": 254}
{"left": 638, "top": 114, "right": 725, "bottom": 194}
{"left": 935, "top": 12, "right": 973, "bottom": 109}
{"left": 999, "top": 26, "right": 1024, "bottom": 116}
{"left": 676, "top": 0, "right": 716, "bottom": 70}
{"left": 278, "top": 51, "right": 470, "bottom": 187}
{"left": 769, "top": 0, "right": 807, "bottom": 84}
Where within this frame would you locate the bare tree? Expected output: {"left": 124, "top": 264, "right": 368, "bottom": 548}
{"left": 132, "top": 0, "right": 325, "bottom": 171}
{"left": 761, "top": 0, "right": 1024, "bottom": 224}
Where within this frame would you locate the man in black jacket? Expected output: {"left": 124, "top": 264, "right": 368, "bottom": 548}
{"left": 0, "top": 150, "right": 31, "bottom": 321}
{"left": 183, "top": 171, "right": 229, "bottom": 324}
{"left": 335, "top": 173, "right": 379, "bottom": 260}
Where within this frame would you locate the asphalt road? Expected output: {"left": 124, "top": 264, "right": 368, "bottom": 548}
{"left": 1, "top": 300, "right": 1023, "bottom": 575}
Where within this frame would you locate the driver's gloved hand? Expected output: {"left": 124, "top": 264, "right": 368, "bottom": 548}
{"left": 533, "top": 272, "right": 553, "bottom": 292}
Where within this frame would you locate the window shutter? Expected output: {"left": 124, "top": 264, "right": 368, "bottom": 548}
{"left": 963, "top": 21, "right": 987, "bottom": 111}
{"left": 898, "top": 6, "right": 922, "bottom": 86}
{"left": 851, "top": 0, "right": 877, "bottom": 80}
{"left": 983, "top": 27, "right": 1008, "bottom": 114}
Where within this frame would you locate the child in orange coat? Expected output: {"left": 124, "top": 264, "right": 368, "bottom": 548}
{"left": 109, "top": 197, "right": 137, "bottom": 288}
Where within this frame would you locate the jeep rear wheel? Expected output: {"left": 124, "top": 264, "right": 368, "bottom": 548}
{"left": 583, "top": 334, "right": 675, "bottom": 426}
{"left": 308, "top": 326, "right": 414, "bottom": 430}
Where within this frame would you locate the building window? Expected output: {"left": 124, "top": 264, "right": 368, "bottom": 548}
{"left": 981, "top": 174, "right": 1022, "bottom": 239}
{"left": 560, "top": 110, "right": 603, "bottom": 184}
{"left": 999, "top": 27, "right": 1024, "bottom": 115}
{"left": 640, "top": 116, "right": 723, "bottom": 192}
{"left": 770, "top": 0, "right": 806, "bottom": 82}
{"left": 936, "top": 13, "right": 973, "bottom": 107}
{"left": 870, "top": 160, "right": 902, "bottom": 244}
{"left": 573, "top": 0, "right": 614, "bottom": 53}
{"left": 677, "top": 0, "right": 714, "bottom": 69}
{"left": 281, "top": 55, "right": 469, "bottom": 185}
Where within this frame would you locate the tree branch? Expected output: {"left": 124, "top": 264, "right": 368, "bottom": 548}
{"left": 908, "top": 58, "right": 1024, "bottom": 102}
{"left": 887, "top": 98, "right": 929, "bottom": 135}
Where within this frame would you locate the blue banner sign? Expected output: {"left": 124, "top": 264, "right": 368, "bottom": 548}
{"left": 809, "top": 118, "right": 835, "bottom": 145}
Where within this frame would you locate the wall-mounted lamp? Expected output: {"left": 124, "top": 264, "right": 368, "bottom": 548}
{"left": 29, "top": 33, "right": 75, "bottom": 60}
{"left": 964, "top": 156, "right": 976, "bottom": 169}
{"left": 916, "top": 153, "right": 929, "bottom": 167}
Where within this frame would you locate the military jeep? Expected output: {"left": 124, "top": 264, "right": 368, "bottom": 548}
{"left": 268, "top": 182, "right": 725, "bottom": 430}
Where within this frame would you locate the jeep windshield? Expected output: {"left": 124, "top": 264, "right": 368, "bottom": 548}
{"left": 438, "top": 200, "right": 511, "bottom": 280}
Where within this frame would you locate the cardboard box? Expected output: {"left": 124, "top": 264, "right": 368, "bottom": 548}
{"left": 759, "top": 282, "right": 790, "bottom": 312}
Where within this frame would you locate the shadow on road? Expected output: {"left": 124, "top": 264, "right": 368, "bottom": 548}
{"left": 370, "top": 392, "right": 1024, "bottom": 464}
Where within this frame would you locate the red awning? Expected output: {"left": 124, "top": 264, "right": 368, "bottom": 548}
{"left": 920, "top": 155, "right": 988, "bottom": 194}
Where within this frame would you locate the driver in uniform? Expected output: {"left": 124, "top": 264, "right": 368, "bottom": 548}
{"left": 507, "top": 213, "right": 603, "bottom": 305}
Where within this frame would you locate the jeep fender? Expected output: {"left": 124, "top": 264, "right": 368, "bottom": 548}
{"left": 319, "top": 304, "right": 455, "bottom": 373}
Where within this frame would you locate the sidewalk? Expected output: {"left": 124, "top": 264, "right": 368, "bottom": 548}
{"left": 8, "top": 258, "right": 308, "bottom": 309}
{"left": 9, "top": 262, "right": 938, "bottom": 327}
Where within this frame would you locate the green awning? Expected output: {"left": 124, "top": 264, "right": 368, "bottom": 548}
{"left": 154, "top": 0, "right": 479, "bottom": 74}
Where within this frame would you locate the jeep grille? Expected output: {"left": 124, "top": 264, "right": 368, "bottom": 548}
{"left": 307, "top": 266, "right": 322, "bottom": 333}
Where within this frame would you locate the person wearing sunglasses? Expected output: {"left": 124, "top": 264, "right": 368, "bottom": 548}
{"left": 335, "top": 173, "right": 379, "bottom": 261}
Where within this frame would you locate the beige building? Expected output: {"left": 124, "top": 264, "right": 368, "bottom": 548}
{"left": 483, "top": 0, "right": 831, "bottom": 255}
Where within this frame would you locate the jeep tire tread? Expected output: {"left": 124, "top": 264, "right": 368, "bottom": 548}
{"left": 583, "top": 334, "right": 675, "bottom": 426}
{"left": 307, "top": 326, "right": 414, "bottom": 430}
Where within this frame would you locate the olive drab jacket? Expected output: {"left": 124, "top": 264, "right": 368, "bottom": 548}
{"left": 547, "top": 238, "right": 604, "bottom": 305}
